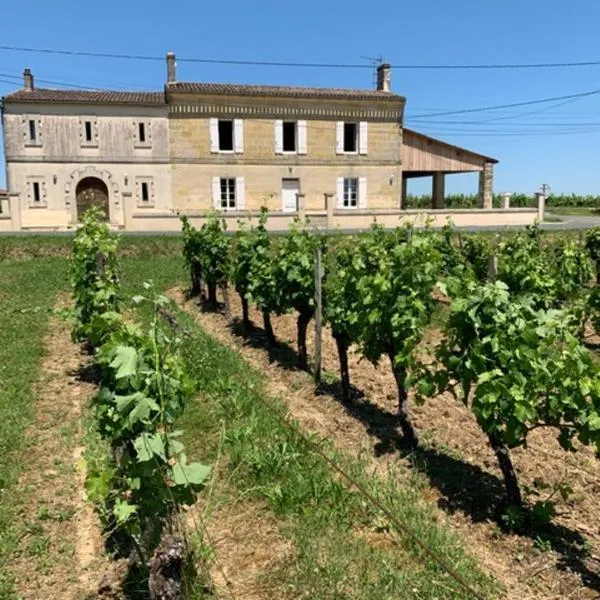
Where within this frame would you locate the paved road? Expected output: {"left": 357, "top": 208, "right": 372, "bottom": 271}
{"left": 541, "top": 213, "right": 600, "bottom": 231}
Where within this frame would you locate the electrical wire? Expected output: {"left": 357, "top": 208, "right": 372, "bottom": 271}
{"left": 2, "top": 45, "right": 600, "bottom": 70}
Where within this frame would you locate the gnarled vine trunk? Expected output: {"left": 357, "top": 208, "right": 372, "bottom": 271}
{"left": 334, "top": 332, "right": 351, "bottom": 402}
{"left": 239, "top": 293, "right": 250, "bottom": 328}
{"left": 263, "top": 310, "right": 275, "bottom": 345}
{"left": 207, "top": 282, "right": 217, "bottom": 306}
{"left": 148, "top": 534, "right": 185, "bottom": 600}
{"left": 190, "top": 264, "right": 202, "bottom": 297}
{"left": 219, "top": 281, "right": 231, "bottom": 319}
{"left": 488, "top": 434, "right": 522, "bottom": 507}
{"left": 387, "top": 352, "right": 419, "bottom": 449}
{"left": 297, "top": 310, "right": 313, "bottom": 371}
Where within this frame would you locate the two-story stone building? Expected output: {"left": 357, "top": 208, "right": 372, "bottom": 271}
{"left": 0, "top": 55, "right": 541, "bottom": 231}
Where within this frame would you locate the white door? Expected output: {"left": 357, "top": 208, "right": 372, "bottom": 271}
{"left": 282, "top": 179, "right": 300, "bottom": 213}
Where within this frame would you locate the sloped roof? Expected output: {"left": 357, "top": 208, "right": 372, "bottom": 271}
{"left": 3, "top": 89, "right": 165, "bottom": 105}
{"left": 168, "top": 81, "right": 404, "bottom": 101}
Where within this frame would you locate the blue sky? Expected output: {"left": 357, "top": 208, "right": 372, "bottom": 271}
{"left": 2, "top": 0, "right": 600, "bottom": 195}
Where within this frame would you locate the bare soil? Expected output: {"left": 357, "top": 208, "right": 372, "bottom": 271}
{"left": 9, "top": 304, "right": 120, "bottom": 599}
{"left": 172, "top": 287, "right": 600, "bottom": 600}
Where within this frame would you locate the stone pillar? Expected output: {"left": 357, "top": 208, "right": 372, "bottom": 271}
{"left": 535, "top": 192, "right": 545, "bottom": 222}
{"left": 9, "top": 194, "right": 22, "bottom": 230}
{"left": 401, "top": 176, "right": 408, "bottom": 209}
{"left": 478, "top": 162, "right": 494, "bottom": 209}
{"left": 501, "top": 192, "right": 511, "bottom": 209}
{"left": 324, "top": 193, "right": 334, "bottom": 227}
{"left": 122, "top": 191, "right": 134, "bottom": 231}
{"left": 432, "top": 172, "right": 445, "bottom": 209}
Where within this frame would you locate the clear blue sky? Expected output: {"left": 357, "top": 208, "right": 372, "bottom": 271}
{"left": 2, "top": 0, "right": 600, "bottom": 196}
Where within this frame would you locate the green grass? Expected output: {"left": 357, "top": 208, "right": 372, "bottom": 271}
{"left": 173, "top": 307, "right": 500, "bottom": 599}
{"left": 0, "top": 257, "right": 69, "bottom": 597}
{"left": 547, "top": 206, "right": 600, "bottom": 216}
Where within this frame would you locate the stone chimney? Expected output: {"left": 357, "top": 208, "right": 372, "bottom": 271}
{"left": 166, "top": 52, "right": 176, "bottom": 84}
{"left": 23, "top": 68, "right": 34, "bottom": 91}
{"left": 376, "top": 63, "right": 391, "bottom": 92}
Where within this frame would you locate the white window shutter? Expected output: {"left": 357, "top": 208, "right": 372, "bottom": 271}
{"left": 359, "top": 177, "right": 367, "bottom": 208}
{"left": 336, "top": 121, "right": 344, "bottom": 154}
{"left": 274, "top": 120, "right": 283, "bottom": 154}
{"left": 234, "top": 119, "right": 244, "bottom": 153}
{"left": 336, "top": 177, "right": 344, "bottom": 208}
{"left": 210, "top": 119, "right": 219, "bottom": 153}
{"left": 298, "top": 120, "right": 307, "bottom": 154}
{"left": 359, "top": 122, "right": 368, "bottom": 155}
{"left": 212, "top": 176, "right": 221, "bottom": 210}
{"left": 236, "top": 176, "right": 245, "bottom": 210}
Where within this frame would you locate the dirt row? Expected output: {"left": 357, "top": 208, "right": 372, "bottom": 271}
{"left": 9, "top": 306, "right": 119, "bottom": 599}
{"left": 172, "top": 287, "right": 600, "bottom": 600}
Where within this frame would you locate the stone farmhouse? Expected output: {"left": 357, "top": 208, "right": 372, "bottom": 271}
{"left": 0, "top": 55, "right": 540, "bottom": 231}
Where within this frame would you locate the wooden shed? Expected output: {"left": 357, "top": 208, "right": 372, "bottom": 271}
{"left": 402, "top": 128, "right": 498, "bottom": 208}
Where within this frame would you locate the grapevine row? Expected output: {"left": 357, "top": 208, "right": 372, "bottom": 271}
{"left": 182, "top": 212, "right": 600, "bottom": 525}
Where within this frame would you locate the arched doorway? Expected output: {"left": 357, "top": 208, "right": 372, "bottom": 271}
{"left": 76, "top": 177, "right": 109, "bottom": 221}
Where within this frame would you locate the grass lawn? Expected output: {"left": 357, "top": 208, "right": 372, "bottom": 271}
{"left": 547, "top": 206, "right": 600, "bottom": 216}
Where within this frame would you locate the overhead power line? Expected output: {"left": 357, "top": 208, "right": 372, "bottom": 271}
{"left": 409, "top": 89, "right": 600, "bottom": 118}
{"left": 2, "top": 44, "right": 600, "bottom": 70}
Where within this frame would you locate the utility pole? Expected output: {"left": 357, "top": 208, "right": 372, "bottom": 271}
{"left": 540, "top": 183, "right": 551, "bottom": 198}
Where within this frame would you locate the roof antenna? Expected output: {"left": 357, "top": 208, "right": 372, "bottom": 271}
{"left": 360, "top": 55, "right": 384, "bottom": 88}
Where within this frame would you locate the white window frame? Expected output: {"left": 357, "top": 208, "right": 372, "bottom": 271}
{"left": 337, "top": 176, "right": 367, "bottom": 209}
{"left": 336, "top": 121, "right": 368, "bottom": 155}
{"left": 26, "top": 176, "right": 47, "bottom": 207}
{"left": 211, "top": 118, "right": 244, "bottom": 154}
{"left": 212, "top": 176, "right": 245, "bottom": 211}
{"left": 135, "top": 177, "right": 155, "bottom": 207}
{"left": 133, "top": 119, "right": 152, "bottom": 148}
{"left": 275, "top": 120, "right": 307, "bottom": 155}
{"left": 23, "top": 115, "right": 42, "bottom": 147}
{"left": 80, "top": 117, "right": 99, "bottom": 147}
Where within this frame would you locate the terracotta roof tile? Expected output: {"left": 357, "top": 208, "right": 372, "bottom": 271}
{"left": 3, "top": 89, "right": 165, "bottom": 105}
{"left": 168, "top": 81, "right": 404, "bottom": 101}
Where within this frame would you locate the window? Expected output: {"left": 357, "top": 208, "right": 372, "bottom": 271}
{"left": 283, "top": 122, "right": 296, "bottom": 152}
{"left": 218, "top": 120, "right": 234, "bottom": 151}
{"left": 29, "top": 120, "right": 37, "bottom": 143}
{"left": 84, "top": 121, "right": 93, "bottom": 143}
{"left": 210, "top": 118, "right": 243, "bottom": 153}
{"left": 33, "top": 181, "right": 41, "bottom": 203}
{"left": 343, "top": 178, "right": 358, "bottom": 207}
{"left": 343, "top": 123, "right": 357, "bottom": 153}
{"left": 141, "top": 182, "right": 149, "bottom": 203}
{"left": 138, "top": 122, "right": 146, "bottom": 143}
{"left": 220, "top": 178, "right": 236, "bottom": 209}
{"left": 336, "top": 121, "right": 367, "bottom": 155}
{"left": 136, "top": 177, "right": 154, "bottom": 206}
{"left": 134, "top": 120, "right": 152, "bottom": 147}
{"left": 80, "top": 118, "right": 98, "bottom": 146}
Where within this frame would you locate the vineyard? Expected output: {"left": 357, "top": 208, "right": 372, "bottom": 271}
{"left": 1, "top": 212, "right": 600, "bottom": 599}
{"left": 404, "top": 192, "right": 600, "bottom": 209}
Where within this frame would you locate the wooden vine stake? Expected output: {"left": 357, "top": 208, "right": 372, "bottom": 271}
{"left": 313, "top": 245, "right": 323, "bottom": 385}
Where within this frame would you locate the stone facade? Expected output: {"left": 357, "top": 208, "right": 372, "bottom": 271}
{"left": 0, "top": 59, "right": 518, "bottom": 232}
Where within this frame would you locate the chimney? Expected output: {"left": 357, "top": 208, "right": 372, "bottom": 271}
{"left": 23, "top": 68, "right": 34, "bottom": 91}
{"left": 166, "top": 52, "right": 176, "bottom": 84}
{"left": 376, "top": 63, "right": 391, "bottom": 92}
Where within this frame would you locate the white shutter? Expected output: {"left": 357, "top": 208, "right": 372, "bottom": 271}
{"left": 359, "top": 122, "right": 368, "bottom": 155}
{"left": 212, "top": 176, "right": 221, "bottom": 210}
{"left": 336, "top": 121, "right": 344, "bottom": 154}
{"left": 236, "top": 176, "right": 245, "bottom": 210}
{"left": 358, "top": 177, "right": 367, "bottom": 209}
{"left": 336, "top": 177, "right": 344, "bottom": 208}
{"left": 210, "top": 118, "right": 219, "bottom": 153}
{"left": 274, "top": 120, "right": 283, "bottom": 154}
{"left": 234, "top": 119, "right": 244, "bottom": 153}
{"left": 298, "top": 120, "right": 307, "bottom": 154}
